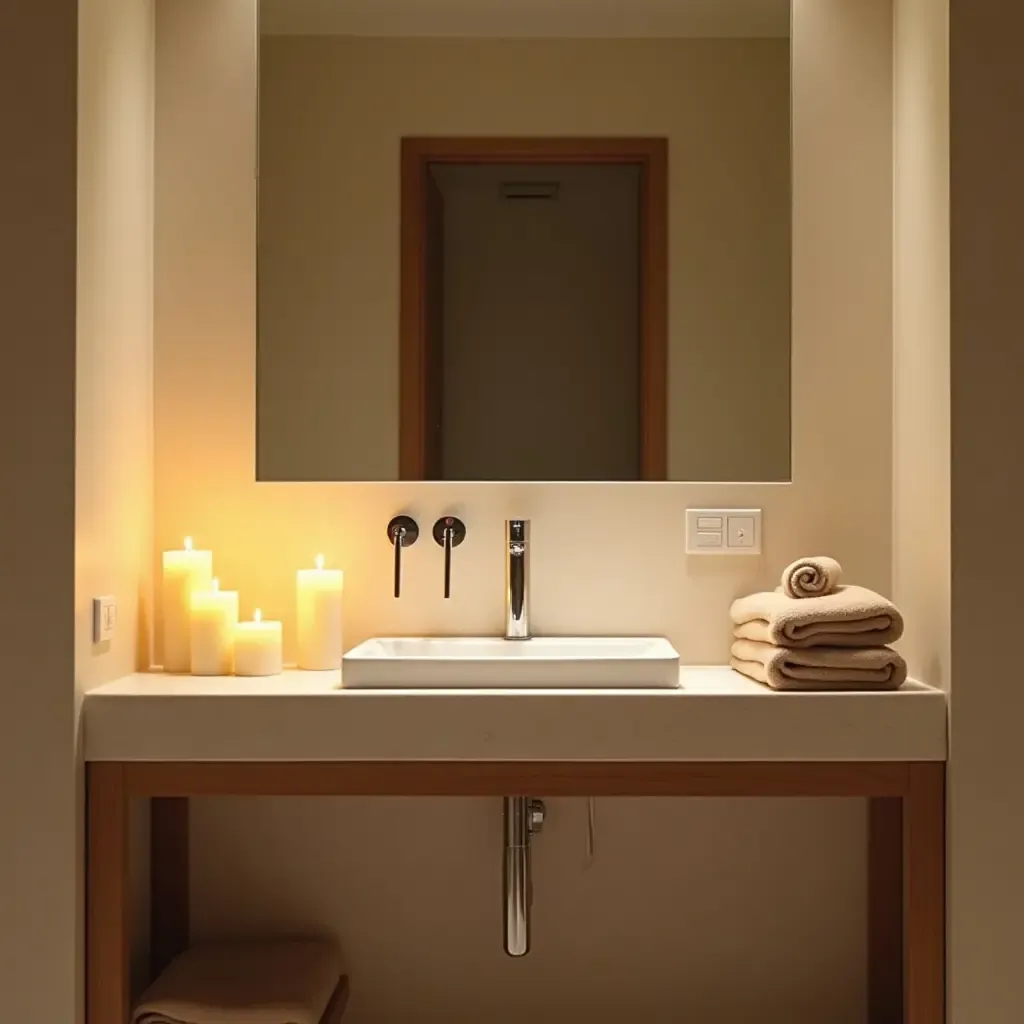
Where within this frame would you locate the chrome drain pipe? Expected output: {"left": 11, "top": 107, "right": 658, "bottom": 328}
{"left": 503, "top": 797, "right": 545, "bottom": 956}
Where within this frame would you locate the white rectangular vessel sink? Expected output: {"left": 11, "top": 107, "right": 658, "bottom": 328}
{"left": 342, "top": 636, "right": 680, "bottom": 689}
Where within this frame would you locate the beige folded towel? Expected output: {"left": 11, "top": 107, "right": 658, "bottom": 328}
{"left": 730, "top": 585, "right": 903, "bottom": 648}
{"left": 781, "top": 555, "right": 842, "bottom": 599}
{"left": 731, "top": 638, "right": 908, "bottom": 691}
{"left": 132, "top": 939, "right": 342, "bottom": 1024}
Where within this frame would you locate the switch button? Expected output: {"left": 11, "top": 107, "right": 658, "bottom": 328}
{"left": 727, "top": 516, "right": 756, "bottom": 548}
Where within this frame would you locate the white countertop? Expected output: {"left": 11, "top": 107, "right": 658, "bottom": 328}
{"left": 82, "top": 668, "right": 947, "bottom": 763}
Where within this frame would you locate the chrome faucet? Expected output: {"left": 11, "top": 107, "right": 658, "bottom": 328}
{"left": 505, "top": 519, "right": 530, "bottom": 640}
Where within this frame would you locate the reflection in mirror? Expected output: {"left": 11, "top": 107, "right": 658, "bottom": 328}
{"left": 256, "top": 0, "right": 791, "bottom": 482}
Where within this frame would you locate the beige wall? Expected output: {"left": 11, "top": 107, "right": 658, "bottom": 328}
{"left": 77, "top": 0, "right": 157, "bottom": 1002}
{"left": 948, "top": 1, "right": 1024, "bottom": 1020}
{"left": 77, "top": 0, "right": 156, "bottom": 695}
{"left": 891, "top": 3, "right": 951, "bottom": 1009}
{"left": 156, "top": 1, "right": 891, "bottom": 1020}
{"left": 0, "top": 2, "right": 78, "bottom": 1022}
{"left": 256, "top": 35, "right": 791, "bottom": 482}
{"left": 892, "top": 1, "right": 950, "bottom": 691}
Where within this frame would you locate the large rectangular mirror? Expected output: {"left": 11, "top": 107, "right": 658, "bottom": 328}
{"left": 257, "top": 0, "right": 791, "bottom": 481}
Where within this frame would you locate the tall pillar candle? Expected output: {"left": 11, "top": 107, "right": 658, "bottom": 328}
{"left": 162, "top": 536, "right": 213, "bottom": 673}
{"left": 190, "top": 578, "right": 239, "bottom": 675}
{"left": 234, "top": 609, "right": 283, "bottom": 677}
{"left": 296, "top": 554, "right": 344, "bottom": 670}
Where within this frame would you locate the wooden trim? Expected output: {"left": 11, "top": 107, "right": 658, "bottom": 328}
{"left": 903, "top": 763, "right": 945, "bottom": 1024}
{"left": 639, "top": 138, "right": 669, "bottom": 479}
{"left": 121, "top": 760, "right": 911, "bottom": 798}
{"left": 150, "top": 798, "right": 190, "bottom": 981}
{"left": 87, "top": 763, "right": 131, "bottom": 1024}
{"left": 868, "top": 798, "right": 904, "bottom": 1024}
{"left": 399, "top": 139, "right": 427, "bottom": 479}
{"left": 399, "top": 136, "right": 669, "bottom": 480}
{"left": 402, "top": 136, "right": 669, "bottom": 164}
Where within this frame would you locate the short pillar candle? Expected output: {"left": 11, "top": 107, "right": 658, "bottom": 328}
{"left": 234, "top": 609, "right": 283, "bottom": 677}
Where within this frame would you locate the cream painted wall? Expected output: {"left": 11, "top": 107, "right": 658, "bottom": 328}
{"left": 256, "top": 35, "right": 792, "bottom": 482}
{"left": 155, "top": 1, "right": 892, "bottom": 1021}
{"left": 77, "top": 0, "right": 155, "bottom": 695}
{"left": 0, "top": 3, "right": 78, "bottom": 1022}
{"left": 77, "top": 0, "right": 157, "bottom": 1004}
{"left": 948, "top": 1, "right": 1024, "bottom": 1021}
{"left": 893, "top": 0, "right": 950, "bottom": 693}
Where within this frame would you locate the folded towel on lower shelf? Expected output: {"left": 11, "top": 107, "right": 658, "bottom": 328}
{"left": 730, "top": 638, "right": 908, "bottom": 691}
{"left": 132, "top": 939, "right": 344, "bottom": 1024}
{"left": 781, "top": 555, "right": 842, "bottom": 599}
{"left": 730, "top": 584, "right": 904, "bottom": 648}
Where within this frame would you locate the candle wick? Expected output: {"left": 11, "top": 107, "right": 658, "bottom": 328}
{"left": 211, "top": 578, "right": 219, "bottom": 592}
{"left": 315, "top": 554, "right": 325, "bottom": 571}
{"left": 184, "top": 536, "right": 193, "bottom": 552}
{"left": 254, "top": 608, "right": 262, "bottom": 623}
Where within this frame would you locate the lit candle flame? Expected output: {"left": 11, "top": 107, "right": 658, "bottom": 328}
{"left": 184, "top": 536, "right": 193, "bottom": 552}
{"left": 211, "top": 578, "right": 220, "bottom": 592}
{"left": 315, "top": 554, "right": 324, "bottom": 571}
{"left": 254, "top": 608, "right": 262, "bottom": 623}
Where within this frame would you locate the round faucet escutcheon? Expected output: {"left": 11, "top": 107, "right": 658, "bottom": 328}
{"left": 431, "top": 516, "right": 466, "bottom": 548}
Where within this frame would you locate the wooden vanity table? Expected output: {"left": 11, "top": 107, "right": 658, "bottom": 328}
{"left": 84, "top": 670, "right": 947, "bottom": 1024}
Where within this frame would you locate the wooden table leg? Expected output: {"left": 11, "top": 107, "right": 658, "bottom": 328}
{"left": 903, "top": 763, "right": 945, "bottom": 1024}
{"left": 87, "top": 763, "right": 131, "bottom": 1024}
{"left": 869, "top": 797, "right": 904, "bottom": 1024}
{"left": 151, "top": 797, "right": 190, "bottom": 979}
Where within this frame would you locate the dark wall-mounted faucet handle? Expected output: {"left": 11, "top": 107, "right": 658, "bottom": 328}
{"left": 432, "top": 516, "right": 466, "bottom": 599}
{"left": 387, "top": 515, "right": 419, "bottom": 598}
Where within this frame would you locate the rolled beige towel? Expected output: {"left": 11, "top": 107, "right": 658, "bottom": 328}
{"left": 132, "top": 938, "right": 343, "bottom": 1024}
{"left": 781, "top": 555, "right": 842, "bottom": 599}
{"left": 731, "top": 638, "right": 907, "bottom": 691}
{"left": 731, "top": 585, "right": 904, "bottom": 648}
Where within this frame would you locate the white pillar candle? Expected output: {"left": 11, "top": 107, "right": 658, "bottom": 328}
{"left": 190, "top": 578, "right": 239, "bottom": 675}
{"left": 234, "top": 609, "right": 283, "bottom": 677}
{"left": 296, "top": 554, "right": 343, "bottom": 670}
{"left": 161, "top": 536, "right": 213, "bottom": 673}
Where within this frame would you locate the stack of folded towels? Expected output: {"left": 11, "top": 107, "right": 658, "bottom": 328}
{"left": 132, "top": 938, "right": 348, "bottom": 1024}
{"left": 729, "top": 556, "right": 907, "bottom": 691}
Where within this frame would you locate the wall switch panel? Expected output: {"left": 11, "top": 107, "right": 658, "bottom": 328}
{"left": 686, "top": 509, "right": 762, "bottom": 555}
{"left": 93, "top": 596, "right": 117, "bottom": 643}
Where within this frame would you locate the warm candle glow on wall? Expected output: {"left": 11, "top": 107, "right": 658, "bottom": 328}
{"left": 234, "top": 607, "right": 283, "bottom": 677}
{"left": 162, "top": 535, "right": 213, "bottom": 672}
{"left": 296, "top": 554, "right": 343, "bottom": 670}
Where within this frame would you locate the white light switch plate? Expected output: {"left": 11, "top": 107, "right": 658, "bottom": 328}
{"left": 93, "top": 596, "right": 117, "bottom": 643}
{"left": 686, "top": 509, "right": 762, "bottom": 555}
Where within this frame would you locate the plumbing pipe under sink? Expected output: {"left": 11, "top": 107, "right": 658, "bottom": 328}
{"left": 503, "top": 796, "right": 545, "bottom": 956}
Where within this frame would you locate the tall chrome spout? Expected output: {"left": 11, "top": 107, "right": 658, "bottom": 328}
{"left": 505, "top": 519, "right": 530, "bottom": 640}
